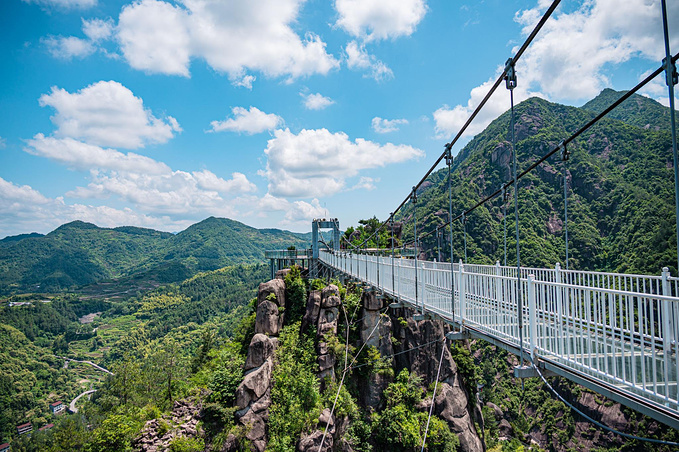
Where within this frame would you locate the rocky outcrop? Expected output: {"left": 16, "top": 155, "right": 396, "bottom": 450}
{"left": 228, "top": 279, "right": 285, "bottom": 452}
{"left": 359, "top": 290, "right": 393, "bottom": 410}
{"left": 317, "top": 285, "right": 340, "bottom": 382}
{"left": 133, "top": 399, "right": 203, "bottom": 451}
{"left": 255, "top": 279, "right": 286, "bottom": 335}
{"left": 391, "top": 312, "right": 484, "bottom": 452}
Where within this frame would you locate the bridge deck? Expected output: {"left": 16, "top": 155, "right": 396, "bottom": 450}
{"left": 319, "top": 251, "right": 679, "bottom": 429}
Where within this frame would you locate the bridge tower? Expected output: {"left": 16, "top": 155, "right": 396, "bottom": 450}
{"left": 311, "top": 218, "right": 340, "bottom": 277}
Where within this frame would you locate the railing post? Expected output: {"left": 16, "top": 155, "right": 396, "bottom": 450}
{"left": 420, "top": 262, "right": 426, "bottom": 312}
{"left": 528, "top": 274, "right": 537, "bottom": 360}
{"left": 459, "top": 260, "right": 466, "bottom": 325}
{"left": 662, "top": 267, "right": 673, "bottom": 351}
{"left": 555, "top": 263, "right": 564, "bottom": 357}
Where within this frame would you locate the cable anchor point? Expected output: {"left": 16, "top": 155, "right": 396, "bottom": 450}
{"left": 505, "top": 57, "right": 517, "bottom": 90}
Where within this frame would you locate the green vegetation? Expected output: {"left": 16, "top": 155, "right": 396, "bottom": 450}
{"left": 0, "top": 216, "right": 308, "bottom": 294}
{"left": 396, "top": 90, "right": 677, "bottom": 276}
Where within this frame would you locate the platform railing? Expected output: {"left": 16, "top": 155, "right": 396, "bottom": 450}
{"left": 319, "top": 250, "right": 679, "bottom": 418}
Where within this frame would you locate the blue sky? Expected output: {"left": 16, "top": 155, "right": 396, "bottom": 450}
{"left": 0, "top": 0, "right": 677, "bottom": 238}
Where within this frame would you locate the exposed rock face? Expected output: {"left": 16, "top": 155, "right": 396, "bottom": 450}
{"left": 255, "top": 279, "right": 286, "bottom": 335}
{"left": 391, "top": 312, "right": 484, "bottom": 452}
{"left": 133, "top": 398, "right": 203, "bottom": 451}
{"left": 228, "top": 278, "right": 285, "bottom": 451}
{"left": 302, "top": 290, "right": 322, "bottom": 334}
{"left": 244, "top": 334, "right": 277, "bottom": 371}
{"left": 317, "top": 285, "right": 340, "bottom": 382}
{"left": 275, "top": 268, "right": 291, "bottom": 279}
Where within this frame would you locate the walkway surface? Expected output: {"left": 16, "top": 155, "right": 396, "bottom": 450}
{"left": 320, "top": 250, "right": 679, "bottom": 429}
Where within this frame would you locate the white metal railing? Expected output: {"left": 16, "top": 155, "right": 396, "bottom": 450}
{"left": 319, "top": 250, "right": 679, "bottom": 416}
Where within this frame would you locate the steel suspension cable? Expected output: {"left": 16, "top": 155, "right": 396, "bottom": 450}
{"left": 421, "top": 339, "right": 448, "bottom": 452}
{"left": 533, "top": 363, "right": 679, "bottom": 447}
{"left": 344, "top": 0, "right": 563, "bottom": 253}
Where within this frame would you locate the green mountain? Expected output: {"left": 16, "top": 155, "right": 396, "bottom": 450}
{"left": 397, "top": 89, "right": 676, "bottom": 275}
{"left": 0, "top": 217, "right": 309, "bottom": 294}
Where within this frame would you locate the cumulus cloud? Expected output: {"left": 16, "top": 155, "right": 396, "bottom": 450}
{"left": 372, "top": 117, "right": 408, "bottom": 133}
{"left": 302, "top": 92, "right": 335, "bottom": 110}
{"left": 82, "top": 18, "right": 114, "bottom": 41}
{"left": 43, "top": 36, "right": 95, "bottom": 60}
{"left": 345, "top": 41, "right": 393, "bottom": 81}
{"left": 433, "top": 0, "right": 679, "bottom": 141}
{"left": 0, "top": 176, "right": 199, "bottom": 238}
{"left": 39, "top": 80, "right": 181, "bottom": 149}
{"left": 262, "top": 127, "right": 424, "bottom": 197}
{"left": 514, "top": 0, "right": 678, "bottom": 102}
{"left": 117, "top": 0, "right": 339, "bottom": 81}
{"left": 192, "top": 170, "right": 257, "bottom": 194}
{"left": 209, "top": 106, "right": 283, "bottom": 134}
{"left": 335, "top": 0, "right": 427, "bottom": 42}
{"left": 22, "top": 0, "right": 96, "bottom": 9}
{"left": 26, "top": 134, "right": 171, "bottom": 174}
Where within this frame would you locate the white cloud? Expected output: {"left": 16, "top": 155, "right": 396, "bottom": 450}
{"left": 335, "top": 0, "right": 427, "bottom": 42}
{"left": 192, "top": 170, "right": 257, "bottom": 194}
{"left": 82, "top": 18, "right": 114, "bottom": 41}
{"left": 262, "top": 127, "right": 424, "bottom": 197}
{"left": 39, "top": 80, "right": 180, "bottom": 149}
{"left": 117, "top": 0, "right": 340, "bottom": 81}
{"left": 22, "top": 0, "right": 96, "bottom": 9}
{"left": 515, "top": 0, "right": 679, "bottom": 102}
{"left": 26, "top": 134, "right": 171, "bottom": 174}
{"left": 372, "top": 116, "right": 408, "bottom": 133}
{"left": 0, "top": 137, "right": 6, "bottom": 149}
{"left": 433, "top": 0, "right": 679, "bottom": 141}
{"left": 43, "top": 36, "right": 95, "bottom": 60}
{"left": 345, "top": 41, "right": 393, "bottom": 81}
{"left": 639, "top": 70, "right": 679, "bottom": 107}
{"left": 284, "top": 198, "right": 326, "bottom": 223}
{"left": 234, "top": 75, "right": 256, "bottom": 90}
{"left": 302, "top": 93, "right": 335, "bottom": 110}
{"left": 209, "top": 106, "right": 283, "bottom": 134}
{"left": 0, "top": 176, "right": 199, "bottom": 238}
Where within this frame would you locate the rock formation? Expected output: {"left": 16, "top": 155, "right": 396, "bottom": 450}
{"left": 133, "top": 398, "right": 203, "bottom": 451}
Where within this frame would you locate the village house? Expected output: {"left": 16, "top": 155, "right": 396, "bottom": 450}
{"left": 49, "top": 401, "right": 65, "bottom": 415}
{"left": 16, "top": 423, "right": 32, "bottom": 435}
{"left": 38, "top": 424, "right": 54, "bottom": 432}
{"left": 0, "top": 442, "right": 10, "bottom": 452}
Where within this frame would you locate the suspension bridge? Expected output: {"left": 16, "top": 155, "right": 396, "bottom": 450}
{"left": 273, "top": 1, "right": 679, "bottom": 446}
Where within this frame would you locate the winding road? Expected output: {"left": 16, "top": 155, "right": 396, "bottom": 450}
{"left": 56, "top": 356, "right": 114, "bottom": 375}
{"left": 69, "top": 389, "right": 96, "bottom": 413}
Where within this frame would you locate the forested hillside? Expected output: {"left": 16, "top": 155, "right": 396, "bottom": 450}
{"left": 0, "top": 263, "right": 267, "bottom": 446}
{"left": 393, "top": 90, "right": 676, "bottom": 276}
{"left": 0, "top": 217, "right": 308, "bottom": 294}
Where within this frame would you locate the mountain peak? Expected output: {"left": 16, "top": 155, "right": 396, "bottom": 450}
{"left": 582, "top": 88, "right": 671, "bottom": 130}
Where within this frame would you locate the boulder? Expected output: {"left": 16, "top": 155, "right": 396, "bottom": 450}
{"left": 301, "top": 290, "right": 322, "bottom": 333}
{"left": 486, "top": 401, "right": 503, "bottom": 420}
{"left": 298, "top": 430, "right": 332, "bottom": 452}
{"left": 318, "top": 353, "right": 336, "bottom": 372}
{"left": 317, "top": 307, "right": 339, "bottom": 336}
{"left": 362, "top": 291, "right": 382, "bottom": 311}
{"left": 235, "top": 358, "right": 273, "bottom": 410}
{"left": 435, "top": 381, "right": 484, "bottom": 452}
{"left": 321, "top": 284, "right": 340, "bottom": 300}
{"left": 255, "top": 300, "right": 282, "bottom": 336}
{"left": 322, "top": 295, "right": 341, "bottom": 308}
{"left": 275, "top": 268, "right": 291, "bottom": 280}
{"left": 257, "top": 279, "right": 286, "bottom": 308}
{"left": 244, "top": 334, "right": 277, "bottom": 371}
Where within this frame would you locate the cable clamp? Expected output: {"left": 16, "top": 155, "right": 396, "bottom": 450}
{"left": 664, "top": 56, "right": 678, "bottom": 87}
{"left": 411, "top": 187, "right": 417, "bottom": 204}
{"left": 504, "top": 57, "right": 517, "bottom": 90}
{"left": 462, "top": 212, "right": 467, "bottom": 224}
{"left": 559, "top": 140, "right": 570, "bottom": 161}
{"left": 444, "top": 143, "right": 453, "bottom": 166}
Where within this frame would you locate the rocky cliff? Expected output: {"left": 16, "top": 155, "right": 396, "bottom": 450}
{"left": 224, "top": 272, "right": 483, "bottom": 452}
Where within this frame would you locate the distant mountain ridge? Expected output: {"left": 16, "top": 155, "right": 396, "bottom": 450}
{"left": 397, "top": 89, "right": 676, "bottom": 275}
{"left": 0, "top": 217, "right": 309, "bottom": 294}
